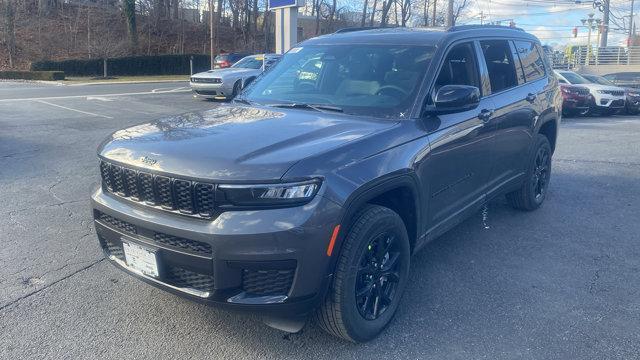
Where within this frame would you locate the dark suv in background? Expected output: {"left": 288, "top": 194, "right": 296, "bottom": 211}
{"left": 92, "top": 26, "right": 560, "bottom": 342}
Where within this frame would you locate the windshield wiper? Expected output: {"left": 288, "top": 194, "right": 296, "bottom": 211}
{"left": 266, "top": 103, "right": 344, "bottom": 113}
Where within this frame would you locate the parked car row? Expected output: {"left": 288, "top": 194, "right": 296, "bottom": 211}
{"left": 190, "top": 53, "right": 282, "bottom": 100}
{"left": 555, "top": 70, "right": 640, "bottom": 117}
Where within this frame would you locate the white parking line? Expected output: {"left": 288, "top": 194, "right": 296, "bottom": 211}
{"left": 35, "top": 100, "right": 114, "bottom": 119}
{"left": 0, "top": 88, "right": 191, "bottom": 102}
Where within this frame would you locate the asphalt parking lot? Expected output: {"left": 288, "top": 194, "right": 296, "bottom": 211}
{"left": 1, "top": 80, "right": 639, "bottom": 359}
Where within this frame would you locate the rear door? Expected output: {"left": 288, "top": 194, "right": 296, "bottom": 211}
{"left": 420, "top": 42, "right": 496, "bottom": 231}
{"left": 480, "top": 39, "right": 539, "bottom": 195}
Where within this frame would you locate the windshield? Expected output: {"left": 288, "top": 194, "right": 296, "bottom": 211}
{"left": 559, "top": 72, "right": 590, "bottom": 85}
{"left": 232, "top": 56, "right": 264, "bottom": 69}
{"left": 584, "top": 75, "right": 615, "bottom": 86}
{"left": 242, "top": 44, "right": 436, "bottom": 118}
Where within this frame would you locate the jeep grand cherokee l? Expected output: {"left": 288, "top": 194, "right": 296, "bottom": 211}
{"left": 92, "top": 26, "right": 560, "bottom": 342}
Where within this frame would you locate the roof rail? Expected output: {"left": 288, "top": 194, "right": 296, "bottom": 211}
{"left": 334, "top": 26, "right": 396, "bottom": 34}
{"left": 448, "top": 24, "right": 524, "bottom": 32}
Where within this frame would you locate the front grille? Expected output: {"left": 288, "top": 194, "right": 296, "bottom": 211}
{"left": 191, "top": 77, "right": 222, "bottom": 84}
{"left": 242, "top": 269, "right": 295, "bottom": 296}
{"left": 97, "top": 212, "right": 137, "bottom": 234}
{"left": 165, "top": 266, "right": 215, "bottom": 292}
{"left": 95, "top": 211, "right": 212, "bottom": 257}
{"left": 99, "top": 161, "right": 217, "bottom": 218}
{"left": 153, "top": 233, "right": 212, "bottom": 256}
{"left": 575, "top": 87, "right": 590, "bottom": 96}
{"left": 602, "top": 90, "right": 625, "bottom": 96}
{"left": 102, "top": 237, "right": 125, "bottom": 261}
{"left": 195, "top": 90, "right": 219, "bottom": 96}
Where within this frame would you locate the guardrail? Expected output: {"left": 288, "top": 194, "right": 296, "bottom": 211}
{"left": 551, "top": 46, "right": 640, "bottom": 69}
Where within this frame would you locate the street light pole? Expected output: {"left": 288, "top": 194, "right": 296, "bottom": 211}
{"left": 582, "top": 13, "right": 596, "bottom": 65}
{"left": 209, "top": 0, "right": 214, "bottom": 70}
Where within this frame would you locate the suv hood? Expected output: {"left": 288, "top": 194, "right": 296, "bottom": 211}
{"left": 579, "top": 83, "right": 625, "bottom": 92}
{"left": 98, "top": 105, "right": 397, "bottom": 181}
{"left": 192, "top": 68, "right": 258, "bottom": 79}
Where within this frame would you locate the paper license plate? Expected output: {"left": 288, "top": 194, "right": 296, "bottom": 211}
{"left": 122, "top": 241, "right": 159, "bottom": 277}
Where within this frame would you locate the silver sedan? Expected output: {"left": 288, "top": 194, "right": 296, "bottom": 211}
{"left": 190, "top": 54, "right": 281, "bottom": 100}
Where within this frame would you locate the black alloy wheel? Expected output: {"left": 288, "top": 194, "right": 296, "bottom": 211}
{"left": 355, "top": 232, "right": 402, "bottom": 320}
{"left": 532, "top": 145, "right": 551, "bottom": 204}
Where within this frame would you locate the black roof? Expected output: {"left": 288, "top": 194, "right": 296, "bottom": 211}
{"left": 302, "top": 26, "right": 538, "bottom": 46}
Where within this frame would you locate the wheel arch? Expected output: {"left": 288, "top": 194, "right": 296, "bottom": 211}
{"left": 332, "top": 173, "right": 423, "bottom": 266}
{"left": 536, "top": 117, "right": 558, "bottom": 153}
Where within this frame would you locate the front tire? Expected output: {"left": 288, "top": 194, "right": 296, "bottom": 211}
{"left": 315, "top": 205, "right": 410, "bottom": 342}
{"left": 506, "top": 134, "right": 552, "bottom": 211}
{"left": 230, "top": 80, "right": 242, "bottom": 100}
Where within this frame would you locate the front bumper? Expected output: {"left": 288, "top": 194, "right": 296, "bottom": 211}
{"left": 190, "top": 82, "right": 233, "bottom": 99}
{"left": 591, "top": 95, "right": 626, "bottom": 109}
{"left": 91, "top": 186, "right": 341, "bottom": 317}
{"left": 626, "top": 96, "right": 640, "bottom": 112}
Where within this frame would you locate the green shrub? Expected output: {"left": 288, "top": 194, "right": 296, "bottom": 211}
{"left": 0, "top": 71, "right": 65, "bottom": 81}
{"left": 31, "top": 54, "right": 211, "bottom": 76}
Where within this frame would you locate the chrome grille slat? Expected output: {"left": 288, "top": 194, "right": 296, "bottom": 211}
{"left": 99, "top": 161, "right": 216, "bottom": 219}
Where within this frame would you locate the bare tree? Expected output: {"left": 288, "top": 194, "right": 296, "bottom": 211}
{"left": 399, "top": 0, "right": 411, "bottom": 26}
{"left": 3, "top": 0, "right": 16, "bottom": 67}
{"left": 379, "top": 0, "right": 394, "bottom": 27}
{"left": 452, "top": 0, "right": 470, "bottom": 25}
{"left": 122, "top": 0, "right": 138, "bottom": 53}
{"left": 369, "top": 0, "right": 377, "bottom": 26}
{"left": 360, "top": 0, "right": 367, "bottom": 27}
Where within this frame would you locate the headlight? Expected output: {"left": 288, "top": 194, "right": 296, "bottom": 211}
{"left": 597, "top": 90, "right": 606, "bottom": 94}
{"left": 628, "top": 92, "right": 640, "bottom": 97}
{"left": 218, "top": 179, "right": 321, "bottom": 208}
{"left": 561, "top": 87, "right": 572, "bottom": 94}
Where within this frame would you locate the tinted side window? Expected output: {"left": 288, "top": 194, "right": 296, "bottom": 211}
{"left": 480, "top": 40, "right": 519, "bottom": 93}
{"left": 514, "top": 41, "right": 545, "bottom": 82}
{"left": 434, "top": 42, "right": 480, "bottom": 91}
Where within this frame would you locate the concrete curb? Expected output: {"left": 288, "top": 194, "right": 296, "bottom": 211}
{"left": 64, "top": 79, "right": 190, "bottom": 86}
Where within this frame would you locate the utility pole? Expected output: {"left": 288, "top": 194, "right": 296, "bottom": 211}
{"left": 209, "top": 0, "right": 215, "bottom": 69}
{"left": 480, "top": 11, "right": 484, "bottom": 25}
{"left": 630, "top": 0, "right": 635, "bottom": 42}
{"left": 446, "top": 0, "right": 454, "bottom": 27}
{"left": 600, "top": 0, "right": 609, "bottom": 48}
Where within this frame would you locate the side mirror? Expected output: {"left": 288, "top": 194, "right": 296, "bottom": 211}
{"left": 432, "top": 85, "right": 481, "bottom": 114}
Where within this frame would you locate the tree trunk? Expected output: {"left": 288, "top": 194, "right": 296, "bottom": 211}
{"left": 314, "top": 0, "right": 321, "bottom": 35}
{"left": 380, "top": 0, "right": 393, "bottom": 26}
{"left": 4, "top": 0, "right": 16, "bottom": 68}
{"left": 422, "top": 0, "right": 428, "bottom": 26}
{"left": 214, "top": 0, "right": 224, "bottom": 53}
{"left": 122, "top": 0, "right": 138, "bottom": 53}
{"left": 172, "top": 0, "right": 180, "bottom": 20}
{"left": 369, "top": 0, "right": 377, "bottom": 26}
{"left": 360, "top": 0, "right": 368, "bottom": 27}
{"left": 38, "top": 0, "right": 50, "bottom": 16}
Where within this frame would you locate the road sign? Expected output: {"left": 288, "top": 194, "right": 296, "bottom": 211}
{"left": 269, "top": 0, "right": 304, "bottom": 10}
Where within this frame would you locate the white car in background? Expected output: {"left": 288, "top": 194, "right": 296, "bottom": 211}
{"left": 555, "top": 70, "right": 626, "bottom": 115}
{"left": 190, "top": 54, "right": 281, "bottom": 100}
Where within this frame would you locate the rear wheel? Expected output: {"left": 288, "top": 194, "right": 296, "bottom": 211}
{"left": 315, "top": 205, "right": 410, "bottom": 342}
{"left": 507, "top": 134, "right": 552, "bottom": 211}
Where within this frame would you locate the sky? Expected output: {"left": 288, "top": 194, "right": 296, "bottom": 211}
{"left": 459, "top": 0, "right": 639, "bottom": 48}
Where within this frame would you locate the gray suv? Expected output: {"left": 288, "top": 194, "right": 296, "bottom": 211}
{"left": 92, "top": 26, "right": 561, "bottom": 342}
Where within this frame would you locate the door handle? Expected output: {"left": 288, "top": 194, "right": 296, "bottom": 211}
{"left": 526, "top": 93, "right": 537, "bottom": 103}
{"left": 478, "top": 109, "right": 494, "bottom": 123}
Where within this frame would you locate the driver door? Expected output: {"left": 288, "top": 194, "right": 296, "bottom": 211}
{"left": 419, "top": 41, "right": 496, "bottom": 234}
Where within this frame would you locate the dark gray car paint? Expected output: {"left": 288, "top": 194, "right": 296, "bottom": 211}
{"left": 92, "top": 26, "right": 561, "bottom": 322}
